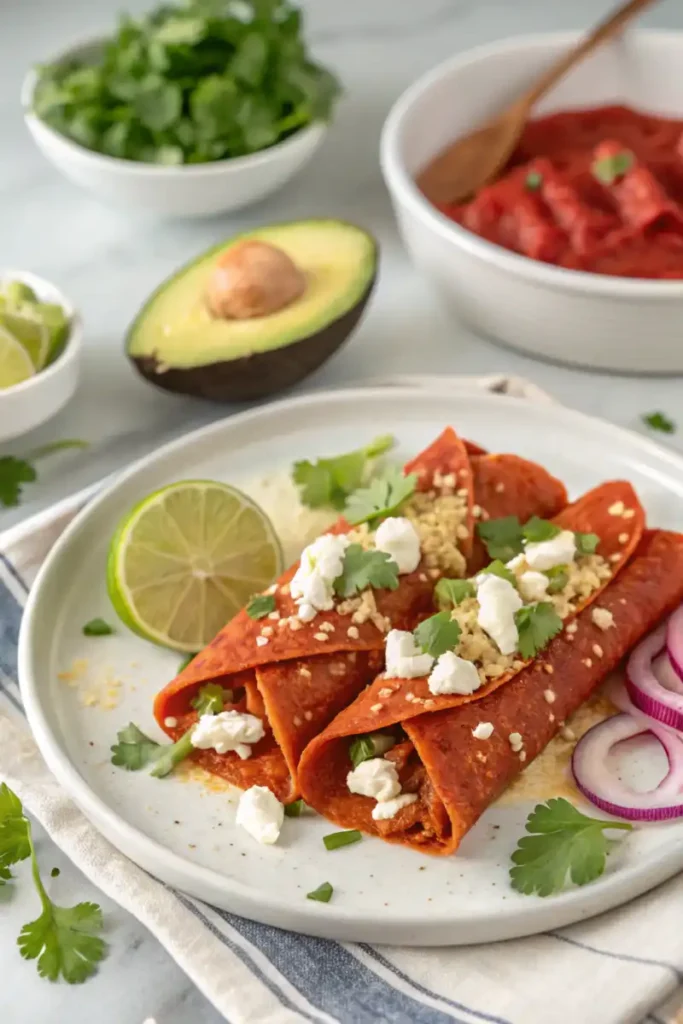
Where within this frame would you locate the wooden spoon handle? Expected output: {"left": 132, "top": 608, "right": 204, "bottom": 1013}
{"left": 525, "top": 0, "right": 658, "bottom": 107}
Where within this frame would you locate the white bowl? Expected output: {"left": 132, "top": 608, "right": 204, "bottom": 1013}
{"left": 381, "top": 30, "right": 683, "bottom": 373}
{"left": 22, "top": 38, "right": 327, "bottom": 219}
{"left": 0, "top": 270, "right": 82, "bottom": 442}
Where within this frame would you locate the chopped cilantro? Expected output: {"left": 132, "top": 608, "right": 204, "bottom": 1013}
{"left": 82, "top": 618, "right": 113, "bottom": 637}
{"left": 307, "top": 881, "right": 333, "bottom": 902}
{"left": 246, "top": 594, "right": 276, "bottom": 620}
{"left": 293, "top": 434, "right": 394, "bottom": 510}
{"left": 574, "top": 532, "right": 599, "bottom": 556}
{"left": 348, "top": 732, "right": 395, "bottom": 768}
{"left": 434, "top": 578, "right": 475, "bottom": 608}
{"left": 50, "top": 868, "right": 60, "bottom": 879}
{"left": 333, "top": 544, "right": 399, "bottom": 598}
{"left": 344, "top": 467, "right": 417, "bottom": 527}
{"left": 514, "top": 602, "right": 563, "bottom": 659}
{"left": 544, "top": 565, "right": 569, "bottom": 594}
{"left": 476, "top": 515, "right": 524, "bottom": 562}
{"left": 414, "top": 611, "right": 461, "bottom": 659}
{"left": 478, "top": 560, "right": 517, "bottom": 587}
{"left": 191, "top": 684, "right": 227, "bottom": 715}
{"left": 592, "top": 150, "right": 634, "bottom": 185}
{"left": 522, "top": 517, "right": 561, "bottom": 544}
{"left": 525, "top": 170, "right": 543, "bottom": 191}
{"left": 110, "top": 724, "right": 161, "bottom": 772}
{"left": 642, "top": 411, "right": 675, "bottom": 434}
{"left": 510, "top": 797, "right": 632, "bottom": 897}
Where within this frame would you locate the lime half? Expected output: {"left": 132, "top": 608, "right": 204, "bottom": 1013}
{"left": 0, "top": 309, "right": 49, "bottom": 370}
{"left": 107, "top": 480, "right": 283, "bottom": 652}
{"left": 0, "top": 326, "right": 36, "bottom": 388}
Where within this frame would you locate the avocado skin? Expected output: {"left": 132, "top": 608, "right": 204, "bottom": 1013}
{"left": 130, "top": 274, "right": 375, "bottom": 403}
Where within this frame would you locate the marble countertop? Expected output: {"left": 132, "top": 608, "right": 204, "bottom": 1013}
{"left": 3, "top": 0, "right": 683, "bottom": 1020}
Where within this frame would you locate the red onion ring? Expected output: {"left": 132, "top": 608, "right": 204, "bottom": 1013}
{"left": 666, "top": 603, "right": 683, "bottom": 682}
{"left": 571, "top": 713, "right": 683, "bottom": 820}
{"left": 626, "top": 625, "right": 683, "bottom": 730}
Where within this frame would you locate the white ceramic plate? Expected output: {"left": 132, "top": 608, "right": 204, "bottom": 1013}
{"left": 18, "top": 386, "right": 683, "bottom": 946}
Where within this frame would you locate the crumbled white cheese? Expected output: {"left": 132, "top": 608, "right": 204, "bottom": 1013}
{"left": 608, "top": 500, "right": 625, "bottom": 516}
{"left": 191, "top": 711, "right": 264, "bottom": 759}
{"left": 290, "top": 533, "right": 350, "bottom": 621}
{"left": 371, "top": 793, "right": 417, "bottom": 820}
{"left": 518, "top": 571, "right": 549, "bottom": 603}
{"left": 524, "top": 530, "right": 576, "bottom": 571}
{"left": 472, "top": 721, "right": 494, "bottom": 740}
{"left": 347, "top": 757, "right": 401, "bottom": 802}
{"left": 374, "top": 516, "right": 421, "bottom": 574}
{"left": 235, "top": 786, "right": 284, "bottom": 845}
{"left": 508, "top": 732, "right": 523, "bottom": 753}
{"left": 428, "top": 651, "right": 481, "bottom": 695}
{"left": 476, "top": 575, "right": 523, "bottom": 655}
{"left": 164, "top": 716, "right": 178, "bottom": 728}
{"left": 385, "top": 629, "right": 434, "bottom": 679}
{"left": 507, "top": 554, "right": 525, "bottom": 570}
{"left": 591, "top": 606, "right": 615, "bottom": 631}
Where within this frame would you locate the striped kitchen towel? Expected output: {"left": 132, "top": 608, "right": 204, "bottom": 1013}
{"left": 1, "top": 374, "right": 682, "bottom": 1024}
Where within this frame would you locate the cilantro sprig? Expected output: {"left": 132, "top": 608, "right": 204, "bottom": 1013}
{"left": 510, "top": 798, "right": 632, "bottom": 897}
{"left": 414, "top": 611, "right": 461, "bottom": 659}
{"left": 333, "top": 544, "right": 399, "bottom": 598}
{"left": 293, "top": 434, "right": 394, "bottom": 510}
{"left": 434, "top": 578, "right": 475, "bottom": 609}
{"left": 642, "top": 411, "right": 675, "bottom": 434}
{"left": 0, "top": 783, "right": 106, "bottom": 982}
{"left": 476, "top": 515, "right": 524, "bottom": 562}
{"left": 477, "top": 560, "right": 517, "bottom": 587}
{"left": 0, "top": 439, "right": 88, "bottom": 508}
{"left": 348, "top": 732, "right": 395, "bottom": 769}
{"left": 344, "top": 467, "right": 417, "bottom": 527}
{"left": 246, "top": 594, "right": 276, "bottom": 620}
{"left": 514, "top": 602, "right": 563, "bottom": 659}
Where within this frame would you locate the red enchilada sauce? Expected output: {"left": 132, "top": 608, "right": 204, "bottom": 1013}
{"left": 439, "top": 105, "right": 683, "bottom": 278}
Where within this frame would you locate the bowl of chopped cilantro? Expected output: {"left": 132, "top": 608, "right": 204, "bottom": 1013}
{"left": 22, "top": 0, "right": 340, "bottom": 218}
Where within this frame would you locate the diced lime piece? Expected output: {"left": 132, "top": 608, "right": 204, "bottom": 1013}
{"left": 107, "top": 480, "right": 283, "bottom": 652}
{"left": 0, "top": 310, "right": 50, "bottom": 370}
{"left": 0, "top": 326, "right": 36, "bottom": 388}
{"left": 4, "top": 281, "right": 37, "bottom": 306}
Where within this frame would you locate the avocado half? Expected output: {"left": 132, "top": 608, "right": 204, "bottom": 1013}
{"left": 126, "top": 219, "right": 378, "bottom": 402}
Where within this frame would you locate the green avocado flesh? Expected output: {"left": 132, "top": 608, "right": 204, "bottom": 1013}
{"left": 127, "top": 220, "right": 377, "bottom": 370}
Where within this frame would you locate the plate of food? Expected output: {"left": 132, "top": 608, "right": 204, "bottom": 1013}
{"left": 17, "top": 385, "right": 683, "bottom": 945}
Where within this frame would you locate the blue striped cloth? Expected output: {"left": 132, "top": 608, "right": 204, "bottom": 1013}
{"left": 2, "top": 380, "right": 683, "bottom": 1024}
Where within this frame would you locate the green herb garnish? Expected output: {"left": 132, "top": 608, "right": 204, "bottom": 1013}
{"left": 574, "top": 532, "right": 599, "bottom": 556}
{"left": 523, "top": 516, "right": 561, "bottom": 544}
{"left": 0, "top": 440, "right": 87, "bottom": 508}
{"left": 514, "top": 602, "right": 563, "bottom": 659}
{"left": 0, "top": 783, "right": 106, "bottom": 982}
{"left": 307, "top": 881, "right": 333, "bottom": 903}
{"left": 190, "top": 684, "right": 227, "bottom": 715}
{"left": 434, "top": 578, "right": 475, "bottom": 608}
{"left": 544, "top": 565, "right": 569, "bottom": 594}
{"left": 82, "top": 618, "right": 114, "bottom": 637}
{"left": 284, "top": 799, "right": 306, "bottom": 818}
{"left": 333, "top": 544, "right": 399, "bottom": 598}
{"left": 642, "top": 411, "right": 675, "bottom": 434}
{"left": 476, "top": 515, "right": 523, "bottom": 562}
{"left": 246, "top": 594, "right": 276, "bottom": 620}
{"left": 414, "top": 611, "right": 461, "bottom": 659}
{"left": 477, "top": 560, "right": 517, "bottom": 587}
{"left": 510, "top": 797, "right": 632, "bottom": 897}
{"left": 50, "top": 868, "right": 60, "bottom": 879}
{"left": 110, "top": 723, "right": 162, "bottom": 771}
{"left": 525, "top": 170, "right": 543, "bottom": 191}
{"left": 293, "top": 434, "right": 394, "bottom": 510}
{"left": 591, "top": 150, "right": 634, "bottom": 185}
{"left": 348, "top": 732, "right": 395, "bottom": 768}
{"left": 344, "top": 467, "right": 417, "bottom": 527}
{"left": 33, "top": 1, "right": 341, "bottom": 165}
{"left": 323, "top": 830, "right": 362, "bottom": 851}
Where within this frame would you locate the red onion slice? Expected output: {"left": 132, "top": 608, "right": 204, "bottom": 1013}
{"left": 666, "top": 603, "right": 683, "bottom": 681}
{"left": 572, "top": 713, "right": 683, "bottom": 820}
{"left": 627, "top": 624, "right": 683, "bottom": 730}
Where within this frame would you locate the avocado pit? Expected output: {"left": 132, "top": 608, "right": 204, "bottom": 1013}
{"left": 206, "top": 240, "right": 307, "bottom": 320}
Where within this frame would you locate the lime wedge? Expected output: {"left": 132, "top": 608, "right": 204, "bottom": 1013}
{"left": 0, "top": 326, "right": 36, "bottom": 388}
{"left": 0, "top": 309, "right": 50, "bottom": 370}
{"left": 107, "top": 480, "right": 283, "bottom": 652}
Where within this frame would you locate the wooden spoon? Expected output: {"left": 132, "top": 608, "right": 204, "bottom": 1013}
{"left": 417, "top": 0, "right": 657, "bottom": 206}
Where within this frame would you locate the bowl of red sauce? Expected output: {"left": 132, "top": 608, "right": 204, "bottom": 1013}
{"left": 380, "top": 31, "right": 683, "bottom": 373}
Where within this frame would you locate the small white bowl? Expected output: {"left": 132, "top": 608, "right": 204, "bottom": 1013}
{"left": 22, "top": 37, "right": 327, "bottom": 219}
{"left": 0, "top": 270, "right": 82, "bottom": 442}
{"left": 381, "top": 30, "right": 683, "bottom": 373}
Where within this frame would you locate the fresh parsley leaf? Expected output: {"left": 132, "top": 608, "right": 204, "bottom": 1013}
{"left": 514, "top": 602, "right": 563, "bottom": 659}
{"left": 510, "top": 797, "right": 632, "bottom": 897}
{"left": 307, "top": 881, "right": 333, "bottom": 903}
{"left": 434, "top": 578, "right": 475, "bottom": 608}
{"left": 592, "top": 150, "right": 634, "bottom": 185}
{"left": 642, "top": 411, "right": 675, "bottom": 434}
{"left": 18, "top": 901, "right": 106, "bottom": 984}
{"left": 333, "top": 544, "right": 399, "bottom": 598}
{"left": 478, "top": 560, "right": 517, "bottom": 586}
{"left": 476, "top": 515, "right": 524, "bottom": 562}
{"left": 0, "top": 457, "right": 37, "bottom": 508}
{"left": 522, "top": 516, "right": 561, "bottom": 543}
{"left": 110, "top": 724, "right": 162, "bottom": 771}
{"left": 344, "top": 467, "right": 417, "bottom": 526}
{"left": 246, "top": 594, "right": 276, "bottom": 620}
{"left": 414, "top": 611, "right": 461, "bottom": 658}
{"left": 574, "top": 532, "right": 599, "bottom": 556}
{"left": 525, "top": 170, "right": 543, "bottom": 191}
{"left": 191, "top": 683, "right": 229, "bottom": 715}
{"left": 544, "top": 565, "right": 569, "bottom": 594}
{"left": 293, "top": 434, "right": 394, "bottom": 511}
{"left": 82, "top": 618, "right": 114, "bottom": 637}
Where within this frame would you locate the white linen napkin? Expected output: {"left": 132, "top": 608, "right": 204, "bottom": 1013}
{"left": 1, "top": 374, "right": 681, "bottom": 1024}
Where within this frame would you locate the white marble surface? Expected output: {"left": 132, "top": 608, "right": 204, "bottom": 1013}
{"left": 4, "top": 0, "right": 683, "bottom": 1020}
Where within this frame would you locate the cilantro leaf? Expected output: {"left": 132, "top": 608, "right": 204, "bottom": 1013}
{"left": 344, "top": 467, "right": 417, "bottom": 526}
{"left": 642, "top": 411, "right": 675, "bottom": 434}
{"left": 348, "top": 732, "right": 395, "bottom": 768}
{"left": 476, "top": 515, "right": 524, "bottom": 562}
{"left": 592, "top": 150, "right": 634, "bottom": 185}
{"left": 0, "top": 783, "right": 31, "bottom": 870}
{"left": 575, "top": 532, "right": 599, "bottom": 556}
{"left": 333, "top": 544, "right": 399, "bottom": 598}
{"left": 545, "top": 565, "right": 569, "bottom": 594}
{"left": 191, "top": 683, "right": 227, "bottom": 715}
{"left": 110, "top": 723, "right": 162, "bottom": 771}
{"left": 478, "top": 560, "right": 517, "bottom": 586}
{"left": 82, "top": 618, "right": 114, "bottom": 637}
{"left": 292, "top": 434, "right": 394, "bottom": 510}
{"left": 0, "top": 457, "right": 36, "bottom": 508}
{"left": 151, "top": 683, "right": 228, "bottom": 778}
{"left": 414, "top": 611, "right": 461, "bottom": 658}
{"left": 510, "top": 797, "right": 632, "bottom": 897}
{"left": 514, "top": 602, "right": 563, "bottom": 659}
{"left": 522, "top": 516, "right": 561, "bottom": 543}
{"left": 0, "top": 865, "right": 12, "bottom": 885}
{"left": 434, "top": 578, "right": 475, "bottom": 608}
{"left": 307, "top": 881, "right": 333, "bottom": 903}
{"left": 246, "top": 594, "right": 276, "bottom": 620}
{"left": 18, "top": 902, "right": 106, "bottom": 984}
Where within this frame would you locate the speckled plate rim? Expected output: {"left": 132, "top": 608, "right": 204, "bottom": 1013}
{"left": 18, "top": 385, "right": 683, "bottom": 945}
